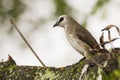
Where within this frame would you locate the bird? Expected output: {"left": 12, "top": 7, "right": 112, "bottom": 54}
{"left": 53, "top": 15, "right": 100, "bottom": 58}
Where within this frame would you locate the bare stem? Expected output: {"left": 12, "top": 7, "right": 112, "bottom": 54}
{"left": 10, "top": 18, "right": 46, "bottom": 67}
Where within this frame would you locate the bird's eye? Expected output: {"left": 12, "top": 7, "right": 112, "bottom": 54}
{"left": 58, "top": 17, "right": 64, "bottom": 23}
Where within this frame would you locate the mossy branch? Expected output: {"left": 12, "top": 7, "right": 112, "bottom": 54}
{"left": 0, "top": 48, "right": 120, "bottom": 80}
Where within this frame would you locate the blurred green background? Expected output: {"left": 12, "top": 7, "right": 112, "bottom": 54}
{"left": 0, "top": 0, "right": 120, "bottom": 67}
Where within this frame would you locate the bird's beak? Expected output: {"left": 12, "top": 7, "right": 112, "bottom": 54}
{"left": 53, "top": 22, "right": 58, "bottom": 27}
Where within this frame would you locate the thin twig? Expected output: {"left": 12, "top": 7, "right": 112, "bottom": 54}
{"left": 10, "top": 18, "right": 46, "bottom": 67}
{"left": 90, "top": 59, "right": 104, "bottom": 68}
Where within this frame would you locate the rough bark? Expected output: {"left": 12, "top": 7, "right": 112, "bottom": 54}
{"left": 0, "top": 48, "right": 120, "bottom": 80}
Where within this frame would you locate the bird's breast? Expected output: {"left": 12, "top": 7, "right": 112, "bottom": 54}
{"left": 66, "top": 33, "right": 91, "bottom": 57}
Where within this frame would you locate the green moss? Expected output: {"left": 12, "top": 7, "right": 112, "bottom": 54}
{"left": 1, "top": 53, "right": 119, "bottom": 80}
{"left": 35, "top": 68, "right": 58, "bottom": 80}
{"left": 102, "top": 69, "right": 120, "bottom": 80}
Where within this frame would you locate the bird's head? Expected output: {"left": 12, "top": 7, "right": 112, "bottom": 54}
{"left": 53, "top": 15, "right": 70, "bottom": 28}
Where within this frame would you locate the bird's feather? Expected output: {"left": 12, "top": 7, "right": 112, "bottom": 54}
{"left": 75, "top": 24, "right": 99, "bottom": 49}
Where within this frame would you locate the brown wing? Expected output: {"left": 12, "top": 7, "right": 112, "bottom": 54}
{"left": 75, "top": 25, "right": 100, "bottom": 49}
